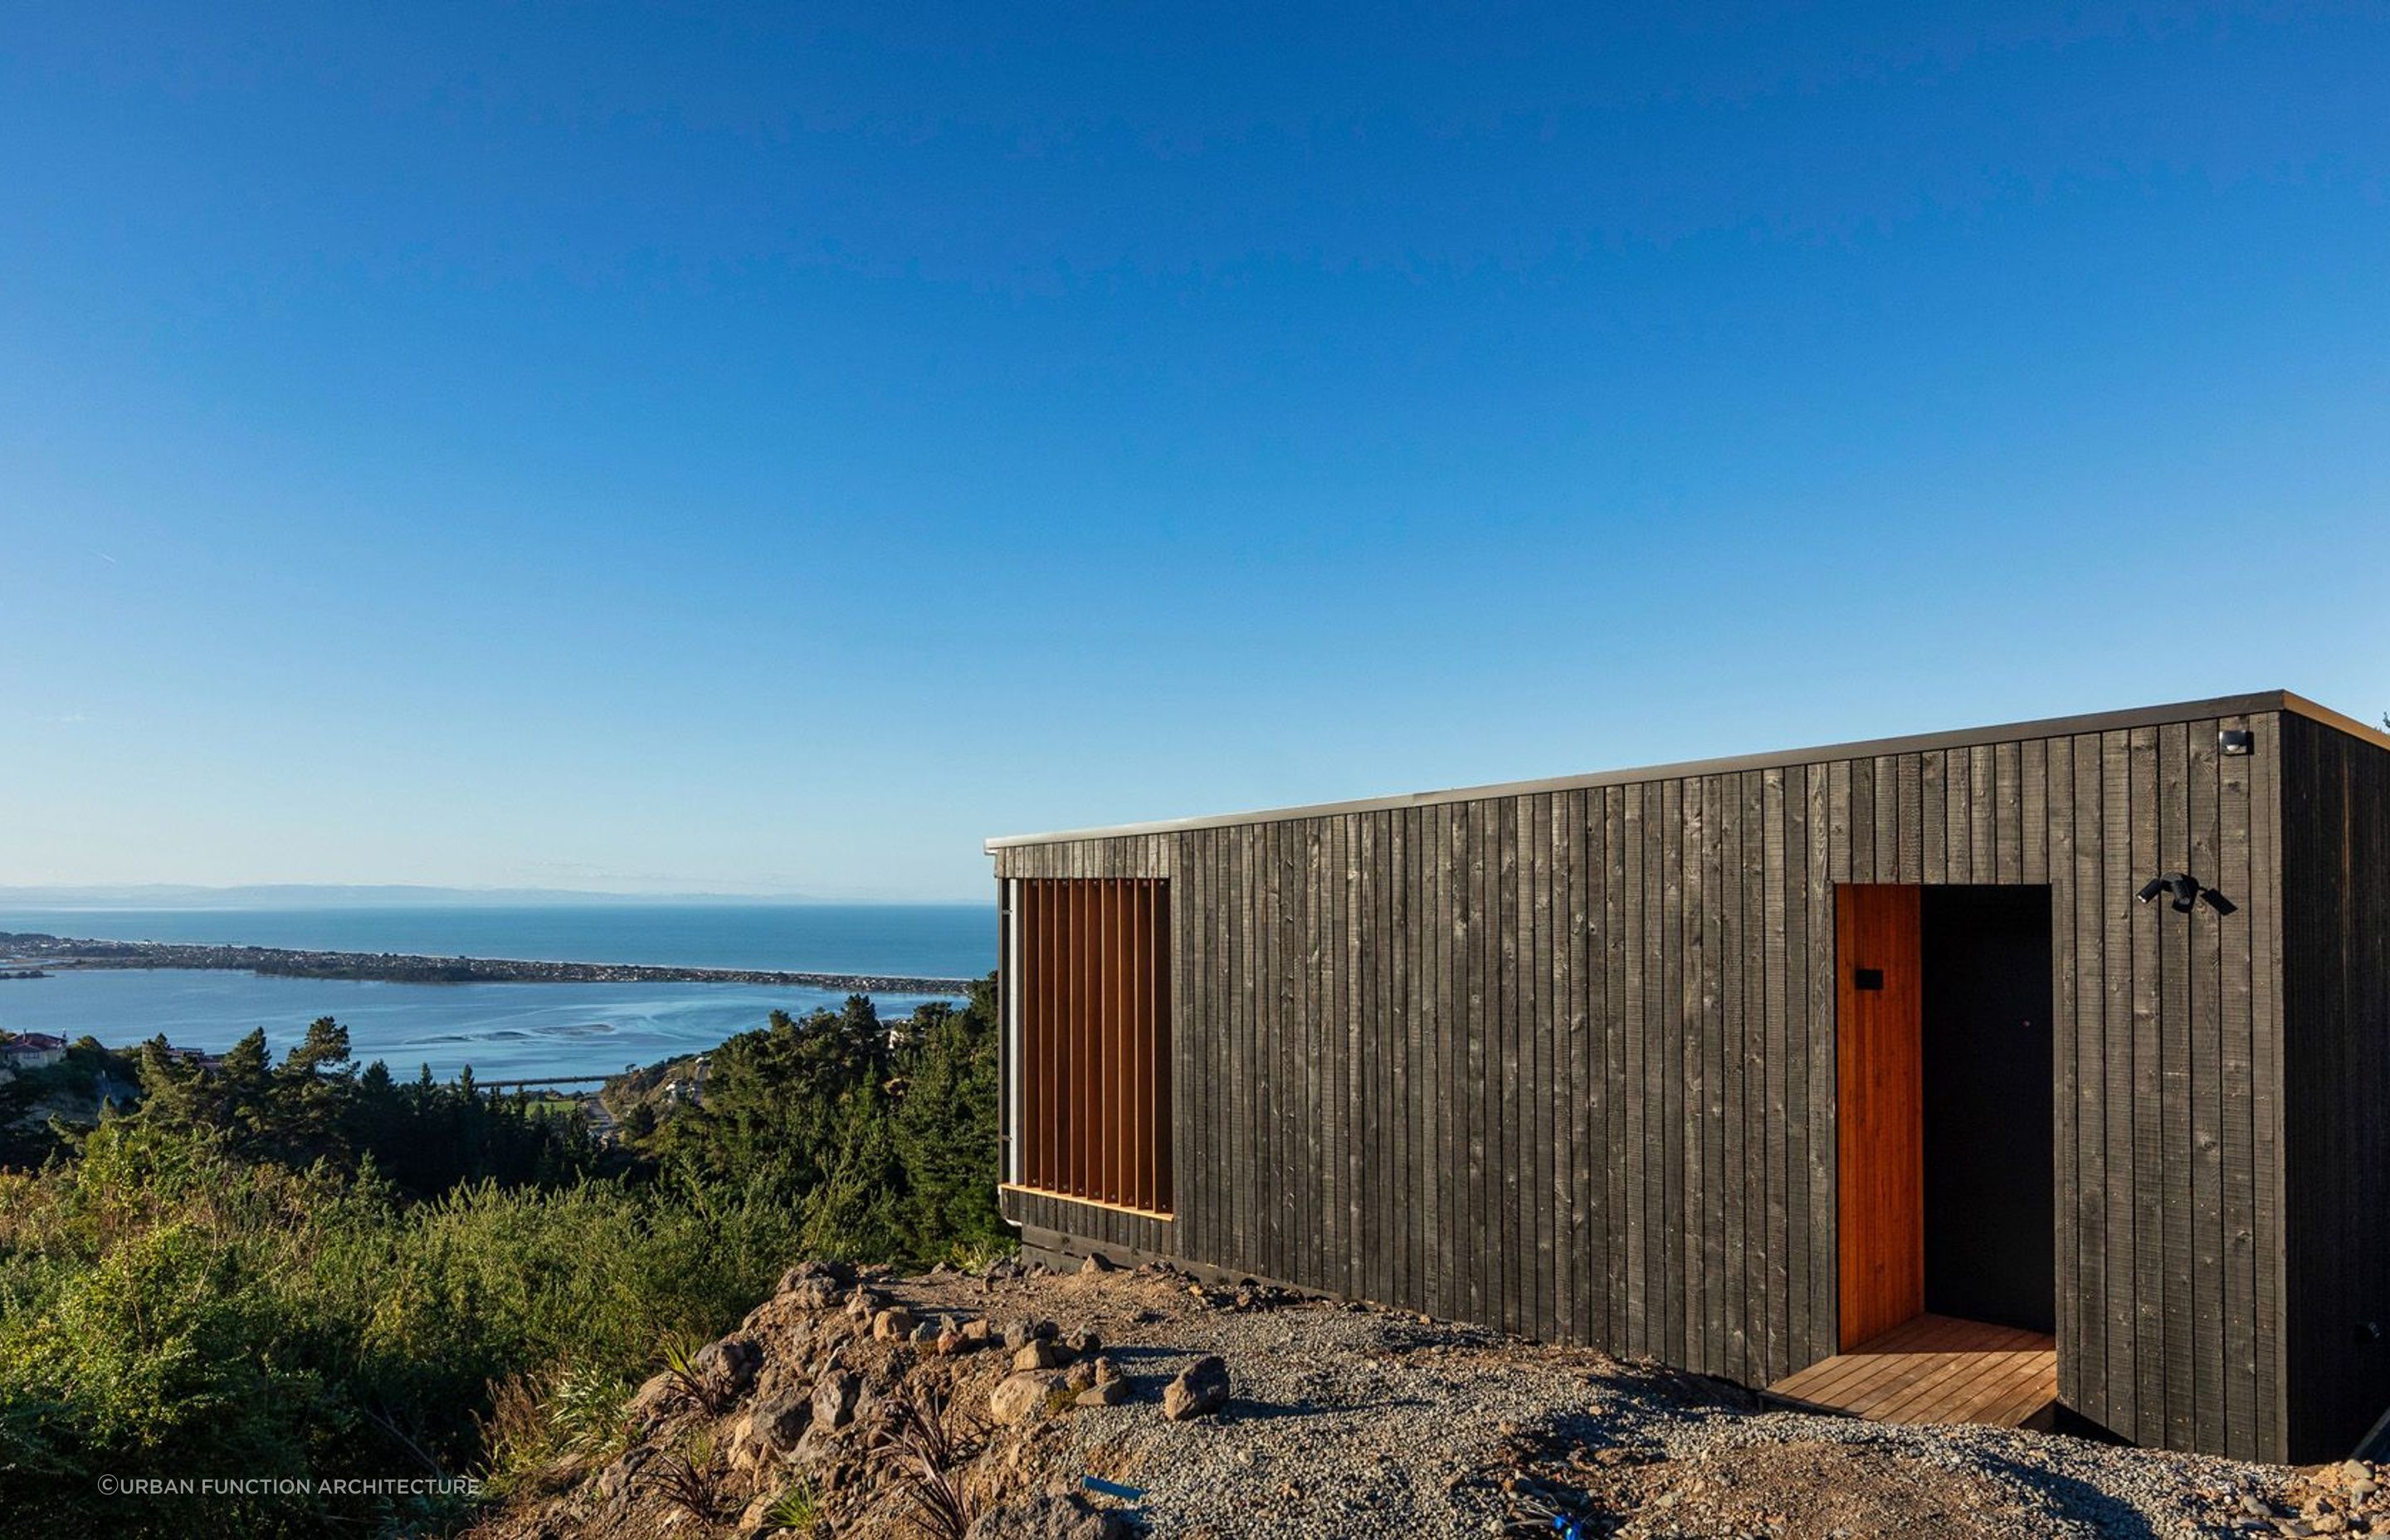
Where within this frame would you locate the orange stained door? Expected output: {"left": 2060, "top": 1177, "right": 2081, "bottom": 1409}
{"left": 1837, "top": 882, "right": 1924, "bottom": 1350}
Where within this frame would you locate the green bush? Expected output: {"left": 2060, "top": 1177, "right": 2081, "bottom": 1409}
{"left": 0, "top": 977, "right": 1012, "bottom": 1538}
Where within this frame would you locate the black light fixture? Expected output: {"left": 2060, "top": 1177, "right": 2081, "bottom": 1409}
{"left": 2137, "top": 871, "right": 2236, "bottom": 916}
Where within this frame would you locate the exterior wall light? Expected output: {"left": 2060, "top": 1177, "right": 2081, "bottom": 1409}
{"left": 2137, "top": 872, "right": 2236, "bottom": 915}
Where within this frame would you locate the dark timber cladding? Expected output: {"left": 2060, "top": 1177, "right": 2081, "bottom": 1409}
{"left": 988, "top": 692, "right": 2390, "bottom": 1464}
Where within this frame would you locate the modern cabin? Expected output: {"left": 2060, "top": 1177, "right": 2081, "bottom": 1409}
{"left": 985, "top": 691, "right": 2390, "bottom": 1463}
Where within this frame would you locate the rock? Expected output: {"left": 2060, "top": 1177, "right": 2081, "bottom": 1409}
{"left": 812, "top": 1371, "right": 861, "bottom": 1430}
{"left": 778, "top": 1260, "right": 857, "bottom": 1310}
{"left": 961, "top": 1318, "right": 996, "bottom": 1345}
{"left": 1162, "top": 1355, "right": 1230, "bottom": 1421}
{"left": 595, "top": 1448, "right": 649, "bottom": 1508}
{"left": 733, "top": 1489, "right": 782, "bottom": 1538}
{"left": 787, "top": 1278, "right": 842, "bottom": 1310}
{"left": 1091, "top": 1355, "right": 1121, "bottom": 1386}
{"left": 988, "top": 1371, "right": 1071, "bottom": 1426}
{"left": 780, "top": 1259, "right": 856, "bottom": 1292}
{"left": 1080, "top": 1252, "right": 1117, "bottom": 1274}
{"left": 966, "top": 1491, "right": 1127, "bottom": 1540}
{"left": 1014, "top": 1339, "right": 1072, "bottom": 1371}
{"left": 626, "top": 1369, "right": 680, "bottom": 1421}
{"left": 846, "top": 1286, "right": 885, "bottom": 1320}
{"left": 1070, "top": 1330, "right": 1102, "bottom": 1357}
{"left": 748, "top": 1390, "right": 812, "bottom": 1455}
{"left": 1004, "top": 1318, "right": 1059, "bottom": 1351}
{"left": 1064, "top": 1359, "right": 1097, "bottom": 1392}
{"left": 693, "top": 1336, "right": 763, "bottom": 1400}
{"left": 1076, "top": 1380, "right": 1130, "bottom": 1407}
{"left": 871, "top": 1306, "right": 919, "bottom": 1341}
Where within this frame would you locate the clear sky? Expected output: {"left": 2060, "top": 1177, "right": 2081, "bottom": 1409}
{"left": 2, "top": 4, "right": 2384, "bottom": 901}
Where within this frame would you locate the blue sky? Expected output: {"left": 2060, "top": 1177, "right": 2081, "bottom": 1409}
{"left": 2, "top": 3, "right": 2384, "bottom": 901}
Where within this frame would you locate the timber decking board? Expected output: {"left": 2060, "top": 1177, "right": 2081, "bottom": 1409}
{"left": 1768, "top": 1314, "right": 2060, "bottom": 1429}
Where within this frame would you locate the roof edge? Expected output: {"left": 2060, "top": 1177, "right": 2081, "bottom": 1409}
{"left": 984, "top": 690, "right": 2340, "bottom": 850}
{"left": 2279, "top": 691, "right": 2390, "bottom": 756}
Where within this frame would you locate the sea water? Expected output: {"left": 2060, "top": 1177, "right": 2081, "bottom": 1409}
{"left": 0, "top": 904, "right": 991, "bottom": 1082}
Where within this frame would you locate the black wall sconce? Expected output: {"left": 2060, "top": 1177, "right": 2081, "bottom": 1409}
{"left": 2137, "top": 871, "right": 2236, "bottom": 916}
{"left": 2220, "top": 729, "right": 2255, "bottom": 757}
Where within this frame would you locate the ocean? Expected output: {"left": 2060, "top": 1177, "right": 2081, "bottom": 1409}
{"left": 0, "top": 904, "right": 992, "bottom": 1083}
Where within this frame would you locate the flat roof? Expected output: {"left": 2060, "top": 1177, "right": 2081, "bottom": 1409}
{"left": 985, "top": 690, "right": 2390, "bottom": 850}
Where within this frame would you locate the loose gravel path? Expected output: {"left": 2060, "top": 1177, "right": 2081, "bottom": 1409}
{"left": 945, "top": 1268, "right": 2324, "bottom": 1539}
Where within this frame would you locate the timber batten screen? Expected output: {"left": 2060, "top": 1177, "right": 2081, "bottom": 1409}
{"left": 1015, "top": 877, "right": 1173, "bottom": 1215}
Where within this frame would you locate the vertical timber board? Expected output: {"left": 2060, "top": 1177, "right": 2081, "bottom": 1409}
{"left": 1395, "top": 812, "right": 1415, "bottom": 1309}
{"left": 2132, "top": 725, "right": 2166, "bottom": 1445}
{"left": 1436, "top": 799, "right": 1456, "bottom": 1321}
{"left": 1689, "top": 775, "right": 1714, "bottom": 1370}
{"left": 2070, "top": 731, "right": 2109, "bottom": 1430}
{"left": 2252, "top": 709, "right": 2285, "bottom": 1464}
{"left": 2189, "top": 721, "right": 2227, "bottom": 1454}
{"left": 1362, "top": 811, "right": 1383, "bottom": 1306}
{"left": 1544, "top": 792, "right": 1564, "bottom": 1343}
{"left": 1922, "top": 751, "right": 1948, "bottom": 885}
{"left": 1740, "top": 770, "right": 1769, "bottom": 1377}
{"left": 2161, "top": 720, "right": 2196, "bottom": 1450}
{"left": 1807, "top": 762, "right": 1836, "bottom": 1362}
{"left": 1454, "top": 797, "right": 1473, "bottom": 1326}
{"left": 1606, "top": 784, "right": 1632, "bottom": 1350}
{"left": 1724, "top": 772, "right": 1749, "bottom": 1376}
{"left": 2049, "top": 734, "right": 2085, "bottom": 1417}
{"left": 1763, "top": 768, "right": 1792, "bottom": 1382}
{"left": 2218, "top": 717, "right": 2259, "bottom": 1458}
{"left": 1501, "top": 796, "right": 1524, "bottom": 1335}
{"left": 1948, "top": 746, "right": 1973, "bottom": 885}
{"left": 2102, "top": 727, "right": 2139, "bottom": 1436}
{"left": 1782, "top": 763, "right": 1812, "bottom": 1367}
{"left": 1663, "top": 777, "right": 1687, "bottom": 1367}
{"left": 1627, "top": 782, "right": 1651, "bottom": 1355}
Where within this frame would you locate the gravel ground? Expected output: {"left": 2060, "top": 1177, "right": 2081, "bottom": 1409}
{"left": 940, "top": 1268, "right": 2306, "bottom": 1539}
{"left": 471, "top": 1262, "right": 2367, "bottom": 1540}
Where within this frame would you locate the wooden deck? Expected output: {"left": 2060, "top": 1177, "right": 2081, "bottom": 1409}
{"left": 1765, "top": 1313, "right": 2058, "bottom": 1428}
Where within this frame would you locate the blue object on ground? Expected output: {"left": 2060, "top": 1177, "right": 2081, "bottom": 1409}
{"left": 1081, "top": 1476, "right": 1147, "bottom": 1501}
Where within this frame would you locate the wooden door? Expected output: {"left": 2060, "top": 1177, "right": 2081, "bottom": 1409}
{"left": 1837, "top": 883, "right": 1923, "bottom": 1349}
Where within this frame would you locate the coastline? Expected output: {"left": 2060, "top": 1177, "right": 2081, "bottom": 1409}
{"left": 0, "top": 930, "right": 978, "bottom": 996}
